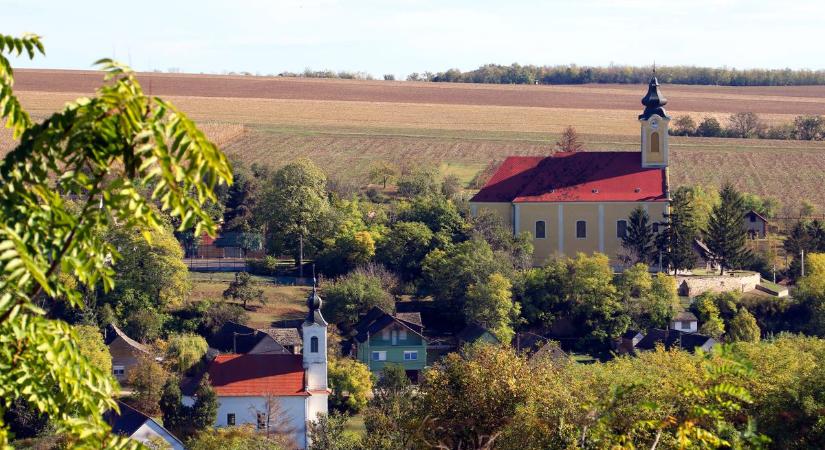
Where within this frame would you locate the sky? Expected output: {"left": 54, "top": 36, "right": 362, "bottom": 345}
{"left": 3, "top": 0, "right": 825, "bottom": 77}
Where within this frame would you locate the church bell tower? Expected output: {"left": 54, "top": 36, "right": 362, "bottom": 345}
{"left": 302, "top": 281, "right": 328, "bottom": 392}
{"left": 639, "top": 74, "right": 670, "bottom": 168}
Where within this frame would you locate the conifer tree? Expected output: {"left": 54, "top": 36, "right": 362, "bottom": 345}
{"left": 706, "top": 182, "right": 750, "bottom": 274}
{"left": 657, "top": 190, "right": 698, "bottom": 274}
{"left": 621, "top": 206, "right": 656, "bottom": 264}
{"left": 191, "top": 374, "right": 219, "bottom": 431}
{"left": 160, "top": 375, "right": 186, "bottom": 436}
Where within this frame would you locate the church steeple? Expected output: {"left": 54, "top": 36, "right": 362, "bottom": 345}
{"left": 638, "top": 72, "right": 670, "bottom": 168}
{"left": 639, "top": 75, "right": 669, "bottom": 120}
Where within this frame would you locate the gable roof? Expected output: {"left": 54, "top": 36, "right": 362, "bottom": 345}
{"left": 261, "top": 328, "right": 303, "bottom": 346}
{"left": 471, "top": 152, "right": 667, "bottom": 203}
{"left": 207, "top": 321, "right": 263, "bottom": 354}
{"left": 104, "top": 324, "right": 150, "bottom": 354}
{"left": 457, "top": 324, "right": 497, "bottom": 343}
{"left": 746, "top": 209, "right": 768, "bottom": 223}
{"left": 207, "top": 354, "right": 307, "bottom": 397}
{"left": 353, "top": 307, "right": 425, "bottom": 343}
{"left": 635, "top": 329, "right": 715, "bottom": 353}
{"left": 672, "top": 311, "right": 698, "bottom": 322}
{"left": 105, "top": 401, "right": 184, "bottom": 448}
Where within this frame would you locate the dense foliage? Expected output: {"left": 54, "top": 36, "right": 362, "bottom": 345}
{"left": 0, "top": 33, "right": 231, "bottom": 448}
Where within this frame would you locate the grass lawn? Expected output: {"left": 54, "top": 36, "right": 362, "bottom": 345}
{"left": 188, "top": 273, "right": 309, "bottom": 328}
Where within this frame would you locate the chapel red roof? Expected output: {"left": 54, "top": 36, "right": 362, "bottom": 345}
{"left": 207, "top": 354, "right": 307, "bottom": 397}
{"left": 471, "top": 152, "right": 667, "bottom": 203}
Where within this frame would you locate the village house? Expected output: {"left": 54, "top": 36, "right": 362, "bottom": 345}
{"left": 104, "top": 324, "right": 152, "bottom": 383}
{"left": 744, "top": 209, "right": 768, "bottom": 239}
{"left": 670, "top": 311, "right": 699, "bottom": 333}
{"left": 351, "top": 307, "right": 427, "bottom": 382}
{"left": 469, "top": 77, "right": 671, "bottom": 266}
{"left": 104, "top": 401, "right": 185, "bottom": 450}
{"left": 634, "top": 329, "right": 717, "bottom": 354}
{"left": 208, "top": 321, "right": 301, "bottom": 355}
{"left": 185, "top": 288, "right": 329, "bottom": 449}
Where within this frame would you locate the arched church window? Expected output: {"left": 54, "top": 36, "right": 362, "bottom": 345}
{"left": 310, "top": 336, "right": 318, "bottom": 353}
{"left": 650, "top": 132, "right": 660, "bottom": 153}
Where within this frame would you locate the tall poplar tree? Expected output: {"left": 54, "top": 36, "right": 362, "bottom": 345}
{"left": 658, "top": 190, "right": 698, "bottom": 274}
{"left": 621, "top": 206, "right": 656, "bottom": 264}
{"left": 706, "top": 182, "right": 750, "bottom": 274}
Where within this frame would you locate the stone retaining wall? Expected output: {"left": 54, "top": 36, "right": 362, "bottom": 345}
{"left": 676, "top": 272, "right": 761, "bottom": 298}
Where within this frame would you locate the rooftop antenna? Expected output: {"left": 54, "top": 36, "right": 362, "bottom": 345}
{"left": 653, "top": 60, "right": 656, "bottom": 74}
{"left": 312, "top": 264, "right": 317, "bottom": 289}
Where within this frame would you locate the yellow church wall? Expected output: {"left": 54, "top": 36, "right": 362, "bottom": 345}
{"left": 471, "top": 201, "right": 670, "bottom": 267}
{"left": 515, "top": 203, "right": 560, "bottom": 265}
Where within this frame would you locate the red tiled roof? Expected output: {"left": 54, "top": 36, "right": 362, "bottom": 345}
{"left": 471, "top": 152, "right": 667, "bottom": 203}
{"left": 207, "top": 354, "right": 307, "bottom": 397}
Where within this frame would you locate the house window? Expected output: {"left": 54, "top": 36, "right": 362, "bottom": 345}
{"left": 617, "top": 220, "right": 628, "bottom": 239}
{"left": 310, "top": 336, "right": 318, "bottom": 353}
{"left": 257, "top": 412, "right": 266, "bottom": 430}
{"left": 371, "top": 351, "right": 387, "bottom": 361}
{"left": 535, "top": 220, "right": 546, "bottom": 239}
{"left": 112, "top": 365, "right": 125, "bottom": 377}
{"left": 650, "top": 132, "right": 660, "bottom": 153}
{"left": 227, "top": 413, "right": 236, "bottom": 426}
{"left": 749, "top": 214, "right": 756, "bottom": 223}
{"left": 404, "top": 351, "right": 418, "bottom": 361}
{"left": 576, "top": 220, "right": 587, "bottom": 239}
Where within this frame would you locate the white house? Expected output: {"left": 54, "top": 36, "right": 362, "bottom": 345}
{"left": 105, "top": 401, "right": 185, "bottom": 450}
{"left": 185, "top": 287, "right": 329, "bottom": 449}
{"left": 670, "top": 311, "right": 699, "bottom": 333}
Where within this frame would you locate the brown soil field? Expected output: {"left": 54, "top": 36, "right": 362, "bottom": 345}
{"left": 14, "top": 69, "right": 825, "bottom": 115}
{"left": 5, "top": 69, "right": 825, "bottom": 211}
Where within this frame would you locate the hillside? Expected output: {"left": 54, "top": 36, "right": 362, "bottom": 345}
{"left": 6, "top": 69, "right": 825, "bottom": 212}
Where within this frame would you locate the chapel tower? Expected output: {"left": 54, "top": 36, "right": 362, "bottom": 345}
{"left": 639, "top": 75, "right": 670, "bottom": 168}
{"left": 302, "top": 282, "right": 328, "bottom": 392}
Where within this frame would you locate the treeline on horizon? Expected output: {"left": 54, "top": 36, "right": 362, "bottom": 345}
{"left": 419, "top": 63, "right": 825, "bottom": 86}
{"left": 277, "top": 64, "right": 825, "bottom": 86}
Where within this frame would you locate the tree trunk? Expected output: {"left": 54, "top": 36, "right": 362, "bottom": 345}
{"left": 298, "top": 234, "right": 304, "bottom": 278}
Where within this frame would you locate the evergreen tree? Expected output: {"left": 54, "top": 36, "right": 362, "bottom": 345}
{"left": 621, "top": 206, "right": 656, "bottom": 264}
{"left": 191, "top": 374, "right": 218, "bottom": 431}
{"left": 159, "top": 375, "right": 186, "bottom": 436}
{"left": 657, "top": 190, "right": 698, "bottom": 274}
{"left": 706, "top": 183, "right": 750, "bottom": 274}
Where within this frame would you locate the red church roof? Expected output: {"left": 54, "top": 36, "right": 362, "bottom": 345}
{"left": 471, "top": 152, "right": 667, "bottom": 203}
{"left": 207, "top": 354, "right": 307, "bottom": 397}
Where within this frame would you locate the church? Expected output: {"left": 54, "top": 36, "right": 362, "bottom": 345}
{"left": 469, "top": 76, "right": 671, "bottom": 267}
{"left": 184, "top": 286, "right": 329, "bottom": 449}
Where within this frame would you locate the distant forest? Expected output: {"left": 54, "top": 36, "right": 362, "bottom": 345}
{"left": 418, "top": 64, "right": 825, "bottom": 86}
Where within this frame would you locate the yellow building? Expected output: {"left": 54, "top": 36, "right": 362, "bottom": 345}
{"left": 469, "top": 77, "right": 671, "bottom": 267}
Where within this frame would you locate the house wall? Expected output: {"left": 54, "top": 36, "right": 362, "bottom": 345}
{"left": 743, "top": 216, "right": 767, "bottom": 238}
{"left": 131, "top": 421, "right": 185, "bottom": 450}
{"left": 670, "top": 320, "right": 698, "bottom": 333}
{"left": 107, "top": 338, "right": 146, "bottom": 383}
{"left": 473, "top": 201, "right": 669, "bottom": 267}
{"left": 356, "top": 323, "right": 426, "bottom": 373}
{"left": 185, "top": 395, "right": 309, "bottom": 449}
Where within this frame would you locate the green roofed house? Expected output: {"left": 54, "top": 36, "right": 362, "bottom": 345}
{"left": 352, "top": 307, "right": 427, "bottom": 382}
